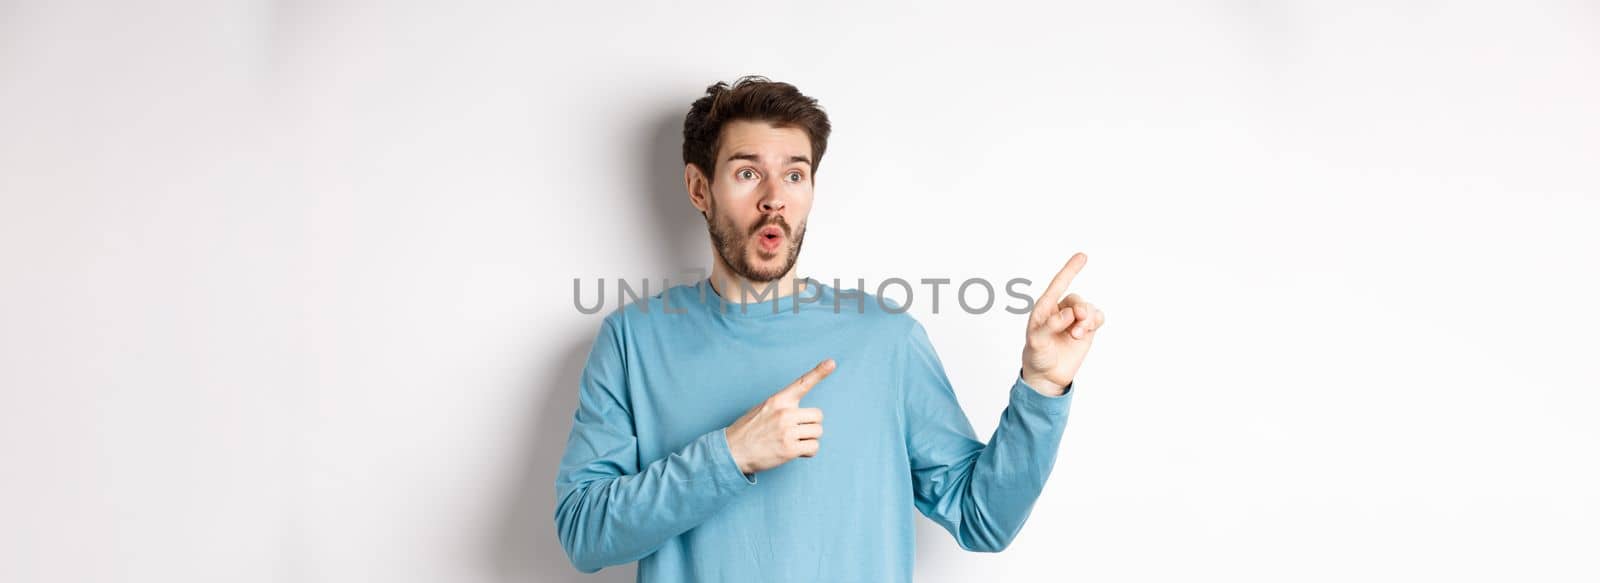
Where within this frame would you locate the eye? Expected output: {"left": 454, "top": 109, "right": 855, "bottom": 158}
{"left": 787, "top": 171, "right": 804, "bottom": 183}
{"left": 738, "top": 168, "right": 758, "bottom": 180}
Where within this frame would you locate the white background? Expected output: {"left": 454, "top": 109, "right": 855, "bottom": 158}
{"left": 2, "top": 1, "right": 1597, "bottom": 581}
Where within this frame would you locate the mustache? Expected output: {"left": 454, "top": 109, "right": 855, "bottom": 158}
{"left": 751, "top": 216, "right": 791, "bottom": 237}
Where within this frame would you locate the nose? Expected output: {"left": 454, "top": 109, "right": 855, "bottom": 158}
{"left": 758, "top": 182, "right": 785, "bottom": 214}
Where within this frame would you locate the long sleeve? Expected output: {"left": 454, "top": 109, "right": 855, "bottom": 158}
{"left": 899, "top": 319, "right": 1074, "bottom": 552}
{"left": 553, "top": 316, "right": 759, "bottom": 573}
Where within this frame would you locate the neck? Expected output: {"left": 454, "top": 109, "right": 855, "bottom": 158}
{"left": 707, "top": 258, "right": 807, "bottom": 304}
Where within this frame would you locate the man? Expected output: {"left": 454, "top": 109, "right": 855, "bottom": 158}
{"left": 554, "top": 75, "right": 1105, "bottom": 582}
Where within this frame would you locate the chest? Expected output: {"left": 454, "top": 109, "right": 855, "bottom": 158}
{"left": 623, "top": 327, "right": 905, "bottom": 471}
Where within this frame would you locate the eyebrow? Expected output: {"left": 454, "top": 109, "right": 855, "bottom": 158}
{"left": 725, "top": 152, "right": 813, "bottom": 169}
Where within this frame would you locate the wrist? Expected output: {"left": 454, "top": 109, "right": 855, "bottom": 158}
{"left": 1020, "top": 368, "right": 1068, "bottom": 396}
{"left": 724, "top": 428, "right": 750, "bottom": 475}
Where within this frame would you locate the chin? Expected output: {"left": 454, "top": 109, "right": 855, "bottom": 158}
{"left": 743, "top": 258, "right": 787, "bottom": 282}
{"left": 751, "top": 253, "right": 785, "bottom": 269}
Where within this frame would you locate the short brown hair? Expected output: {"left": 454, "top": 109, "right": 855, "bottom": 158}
{"left": 682, "top": 75, "right": 832, "bottom": 183}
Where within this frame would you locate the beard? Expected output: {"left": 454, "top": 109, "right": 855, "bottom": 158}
{"left": 704, "top": 198, "right": 806, "bottom": 284}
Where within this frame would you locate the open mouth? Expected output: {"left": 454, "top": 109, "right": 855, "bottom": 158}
{"left": 756, "top": 225, "right": 785, "bottom": 252}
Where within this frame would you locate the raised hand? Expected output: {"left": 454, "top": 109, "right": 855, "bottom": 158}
{"left": 1021, "top": 252, "right": 1105, "bottom": 395}
{"left": 725, "top": 359, "right": 834, "bottom": 476}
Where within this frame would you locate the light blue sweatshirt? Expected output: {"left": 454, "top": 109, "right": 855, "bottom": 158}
{"left": 554, "top": 277, "right": 1075, "bottom": 582}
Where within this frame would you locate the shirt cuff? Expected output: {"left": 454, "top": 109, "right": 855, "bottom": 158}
{"left": 712, "top": 426, "right": 759, "bottom": 489}
{"left": 1011, "top": 372, "right": 1074, "bottom": 418}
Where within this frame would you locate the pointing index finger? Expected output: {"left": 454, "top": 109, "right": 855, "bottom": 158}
{"left": 1033, "top": 252, "right": 1088, "bottom": 319}
{"left": 783, "top": 358, "right": 836, "bottom": 401}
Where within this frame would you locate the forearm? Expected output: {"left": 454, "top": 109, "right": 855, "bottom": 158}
{"left": 952, "top": 375, "right": 1074, "bottom": 551}
{"left": 554, "top": 426, "right": 757, "bottom": 572}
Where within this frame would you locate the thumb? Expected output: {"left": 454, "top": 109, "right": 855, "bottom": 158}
{"left": 776, "top": 358, "right": 836, "bottom": 403}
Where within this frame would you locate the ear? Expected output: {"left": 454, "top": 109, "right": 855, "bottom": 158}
{"left": 684, "top": 163, "right": 710, "bottom": 219}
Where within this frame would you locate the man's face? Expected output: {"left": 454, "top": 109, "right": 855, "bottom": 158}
{"left": 693, "top": 119, "right": 815, "bottom": 283}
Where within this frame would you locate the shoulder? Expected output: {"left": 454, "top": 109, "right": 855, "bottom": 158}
{"left": 595, "top": 279, "right": 702, "bottom": 340}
